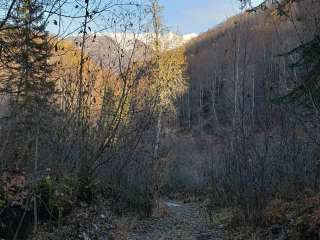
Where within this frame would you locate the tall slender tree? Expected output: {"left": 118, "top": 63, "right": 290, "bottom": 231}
{"left": 0, "top": 0, "right": 54, "bottom": 168}
{"left": 0, "top": 0, "right": 54, "bottom": 232}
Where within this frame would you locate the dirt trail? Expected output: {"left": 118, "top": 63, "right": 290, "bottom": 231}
{"left": 128, "top": 200, "right": 222, "bottom": 240}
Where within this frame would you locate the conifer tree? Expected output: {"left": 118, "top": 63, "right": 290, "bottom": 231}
{"left": 0, "top": 0, "right": 54, "bottom": 168}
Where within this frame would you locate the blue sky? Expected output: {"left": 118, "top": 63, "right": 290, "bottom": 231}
{"left": 160, "top": 0, "right": 264, "bottom": 34}
{"left": 47, "top": 0, "right": 264, "bottom": 37}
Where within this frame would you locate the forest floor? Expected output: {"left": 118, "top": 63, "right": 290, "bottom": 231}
{"left": 32, "top": 199, "right": 226, "bottom": 240}
{"left": 127, "top": 200, "right": 223, "bottom": 240}
{"left": 32, "top": 194, "right": 320, "bottom": 240}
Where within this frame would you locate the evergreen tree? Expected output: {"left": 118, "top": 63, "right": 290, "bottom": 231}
{"left": 0, "top": 0, "right": 54, "bottom": 168}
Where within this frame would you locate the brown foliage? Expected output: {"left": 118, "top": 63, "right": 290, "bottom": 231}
{"left": 0, "top": 170, "right": 28, "bottom": 207}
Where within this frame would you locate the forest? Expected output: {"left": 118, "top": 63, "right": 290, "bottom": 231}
{"left": 0, "top": 0, "right": 320, "bottom": 239}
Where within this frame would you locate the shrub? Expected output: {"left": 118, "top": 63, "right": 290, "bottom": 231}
{"left": 0, "top": 170, "right": 32, "bottom": 239}
{"left": 263, "top": 199, "right": 290, "bottom": 225}
{"left": 111, "top": 186, "right": 153, "bottom": 217}
{"left": 37, "top": 174, "right": 76, "bottom": 225}
{"left": 77, "top": 172, "right": 98, "bottom": 204}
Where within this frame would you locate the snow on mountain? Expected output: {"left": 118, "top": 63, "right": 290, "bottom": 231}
{"left": 94, "top": 32, "right": 198, "bottom": 49}
{"left": 69, "top": 32, "right": 197, "bottom": 71}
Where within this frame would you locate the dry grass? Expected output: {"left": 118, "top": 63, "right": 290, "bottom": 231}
{"left": 152, "top": 199, "right": 169, "bottom": 218}
{"left": 113, "top": 216, "right": 137, "bottom": 240}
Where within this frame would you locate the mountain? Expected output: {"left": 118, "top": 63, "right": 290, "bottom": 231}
{"left": 69, "top": 32, "right": 197, "bottom": 71}
{"left": 93, "top": 32, "right": 198, "bottom": 49}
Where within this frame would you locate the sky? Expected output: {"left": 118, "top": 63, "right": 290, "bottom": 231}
{"left": 160, "top": 0, "right": 264, "bottom": 34}
{"left": 45, "top": 0, "right": 265, "bottom": 37}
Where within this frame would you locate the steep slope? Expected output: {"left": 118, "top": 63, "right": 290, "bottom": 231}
{"left": 180, "top": 2, "right": 316, "bottom": 132}
{"left": 163, "top": 0, "right": 320, "bottom": 223}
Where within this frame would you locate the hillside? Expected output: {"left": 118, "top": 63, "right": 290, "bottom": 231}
{"left": 1, "top": 0, "right": 320, "bottom": 240}
{"left": 165, "top": 0, "right": 320, "bottom": 238}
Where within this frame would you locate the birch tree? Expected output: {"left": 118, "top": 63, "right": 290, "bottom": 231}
{"left": 149, "top": 0, "right": 187, "bottom": 210}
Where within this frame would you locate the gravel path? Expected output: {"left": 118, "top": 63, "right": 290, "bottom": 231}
{"left": 128, "top": 200, "right": 222, "bottom": 240}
